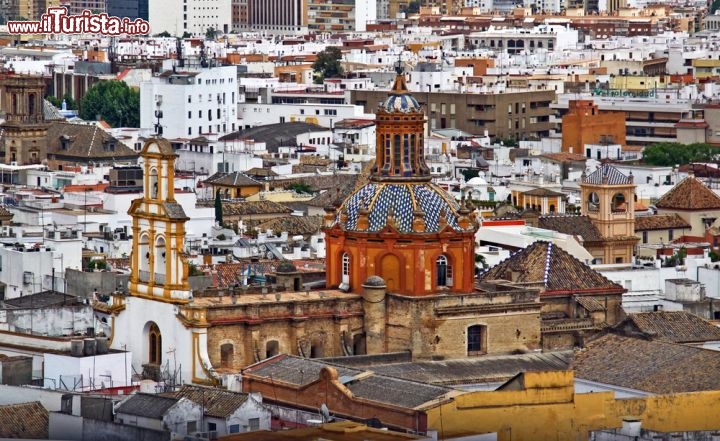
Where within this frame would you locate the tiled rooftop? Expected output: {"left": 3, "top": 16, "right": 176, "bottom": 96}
{"left": 479, "top": 241, "right": 624, "bottom": 294}
{"left": 583, "top": 164, "right": 632, "bottom": 186}
{"left": 0, "top": 401, "right": 48, "bottom": 439}
{"left": 243, "top": 354, "right": 454, "bottom": 409}
{"left": 538, "top": 215, "right": 603, "bottom": 242}
{"left": 573, "top": 333, "right": 720, "bottom": 394}
{"left": 655, "top": 176, "right": 720, "bottom": 210}
{"left": 618, "top": 311, "right": 720, "bottom": 343}
{"left": 634, "top": 214, "right": 691, "bottom": 231}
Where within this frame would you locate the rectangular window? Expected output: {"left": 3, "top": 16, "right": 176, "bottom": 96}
{"left": 642, "top": 231, "right": 648, "bottom": 244}
{"left": 249, "top": 418, "right": 260, "bottom": 431}
{"left": 188, "top": 127, "right": 191, "bottom": 135}
{"left": 668, "top": 229, "right": 674, "bottom": 241}
{"left": 187, "top": 421, "right": 197, "bottom": 433}
{"left": 188, "top": 111, "right": 191, "bottom": 119}
{"left": 229, "top": 424, "right": 240, "bottom": 433}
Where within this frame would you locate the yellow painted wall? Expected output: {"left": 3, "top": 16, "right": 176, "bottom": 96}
{"left": 427, "top": 370, "right": 720, "bottom": 440}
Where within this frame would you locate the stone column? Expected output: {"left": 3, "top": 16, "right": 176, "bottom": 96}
{"left": 362, "top": 276, "right": 387, "bottom": 354}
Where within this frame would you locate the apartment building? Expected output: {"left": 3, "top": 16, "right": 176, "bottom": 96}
{"left": 307, "top": 0, "right": 377, "bottom": 32}
{"left": 351, "top": 87, "right": 555, "bottom": 140}
{"left": 148, "top": 0, "right": 231, "bottom": 37}
{"left": 140, "top": 65, "right": 238, "bottom": 139}
{"left": 237, "top": 0, "right": 307, "bottom": 34}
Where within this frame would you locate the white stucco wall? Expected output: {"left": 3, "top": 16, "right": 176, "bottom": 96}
{"left": 44, "top": 351, "right": 133, "bottom": 390}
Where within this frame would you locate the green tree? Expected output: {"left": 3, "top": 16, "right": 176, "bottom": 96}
{"left": 642, "top": 142, "right": 716, "bottom": 167}
{"left": 182, "top": 32, "right": 192, "bottom": 39}
{"left": 154, "top": 31, "right": 171, "bottom": 37}
{"left": 404, "top": 0, "right": 421, "bottom": 13}
{"left": 79, "top": 80, "right": 140, "bottom": 127}
{"left": 287, "top": 183, "right": 313, "bottom": 194}
{"left": 712, "top": 0, "right": 720, "bottom": 13}
{"left": 214, "top": 190, "right": 223, "bottom": 226}
{"left": 205, "top": 27, "right": 218, "bottom": 40}
{"left": 460, "top": 169, "right": 480, "bottom": 182}
{"left": 312, "top": 47, "right": 344, "bottom": 84}
{"left": 46, "top": 95, "right": 61, "bottom": 108}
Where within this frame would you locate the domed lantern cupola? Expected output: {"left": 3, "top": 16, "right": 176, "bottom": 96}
{"left": 372, "top": 69, "right": 431, "bottom": 182}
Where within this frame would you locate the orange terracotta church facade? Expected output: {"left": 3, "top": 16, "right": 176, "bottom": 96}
{"left": 324, "top": 73, "right": 478, "bottom": 296}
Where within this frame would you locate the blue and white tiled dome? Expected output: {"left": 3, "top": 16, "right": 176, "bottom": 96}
{"left": 336, "top": 182, "right": 472, "bottom": 233}
{"left": 382, "top": 93, "right": 421, "bottom": 113}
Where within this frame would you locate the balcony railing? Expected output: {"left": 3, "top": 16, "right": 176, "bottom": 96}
{"left": 138, "top": 270, "right": 165, "bottom": 284}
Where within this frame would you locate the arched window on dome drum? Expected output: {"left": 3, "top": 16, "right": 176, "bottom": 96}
{"left": 342, "top": 252, "right": 350, "bottom": 285}
{"left": 409, "top": 134, "right": 416, "bottom": 172}
{"left": 393, "top": 134, "right": 401, "bottom": 172}
{"left": 403, "top": 134, "right": 411, "bottom": 174}
{"left": 436, "top": 255, "right": 453, "bottom": 287}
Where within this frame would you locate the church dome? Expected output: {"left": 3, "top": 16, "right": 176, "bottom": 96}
{"left": 335, "top": 181, "right": 473, "bottom": 233}
{"left": 380, "top": 73, "right": 421, "bottom": 114}
{"left": 382, "top": 93, "right": 420, "bottom": 113}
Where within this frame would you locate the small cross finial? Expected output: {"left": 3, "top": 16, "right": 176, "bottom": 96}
{"left": 395, "top": 52, "right": 403, "bottom": 75}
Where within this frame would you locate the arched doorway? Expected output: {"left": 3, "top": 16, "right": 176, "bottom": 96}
{"left": 379, "top": 254, "right": 400, "bottom": 292}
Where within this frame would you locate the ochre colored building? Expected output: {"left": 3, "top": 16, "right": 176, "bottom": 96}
{"left": 561, "top": 99, "right": 626, "bottom": 154}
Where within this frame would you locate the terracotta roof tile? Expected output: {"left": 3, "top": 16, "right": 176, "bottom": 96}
{"left": 257, "top": 215, "right": 323, "bottom": 236}
{"left": 0, "top": 401, "right": 48, "bottom": 438}
{"left": 634, "top": 214, "right": 691, "bottom": 231}
{"left": 538, "top": 215, "right": 603, "bottom": 242}
{"left": 223, "top": 200, "right": 293, "bottom": 216}
{"left": 655, "top": 177, "right": 720, "bottom": 210}
{"left": 573, "top": 333, "right": 720, "bottom": 393}
{"left": 172, "top": 385, "right": 249, "bottom": 418}
{"left": 479, "top": 241, "right": 623, "bottom": 294}
{"left": 205, "top": 172, "right": 263, "bottom": 188}
{"left": 46, "top": 121, "right": 138, "bottom": 160}
{"left": 619, "top": 311, "right": 720, "bottom": 343}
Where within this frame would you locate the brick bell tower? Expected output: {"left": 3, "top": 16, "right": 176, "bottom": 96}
{"left": 323, "top": 69, "right": 479, "bottom": 296}
{"left": 0, "top": 72, "right": 49, "bottom": 167}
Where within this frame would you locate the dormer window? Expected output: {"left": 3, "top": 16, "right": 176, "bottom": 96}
{"left": 60, "top": 135, "right": 73, "bottom": 151}
{"left": 103, "top": 141, "right": 116, "bottom": 152}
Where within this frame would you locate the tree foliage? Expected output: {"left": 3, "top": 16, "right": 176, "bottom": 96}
{"left": 404, "top": 0, "right": 421, "bottom": 13}
{"left": 79, "top": 80, "right": 140, "bottom": 128}
{"left": 712, "top": 0, "right": 720, "bottom": 13}
{"left": 214, "top": 190, "right": 224, "bottom": 225}
{"left": 287, "top": 183, "right": 313, "bottom": 194}
{"left": 48, "top": 92, "right": 76, "bottom": 110}
{"left": 642, "top": 142, "right": 717, "bottom": 167}
{"left": 312, "top": 47, "right": 343, "bottom": 84}
{"left": 154, "top": 31, "right": 171, "bottom": 37}
{"left": 205, "top": 27, "right": 218, "bottom": 40}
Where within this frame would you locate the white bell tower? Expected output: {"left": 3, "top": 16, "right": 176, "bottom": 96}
{"left": 128, "top": 138, "right": 191, "bottom": 302}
